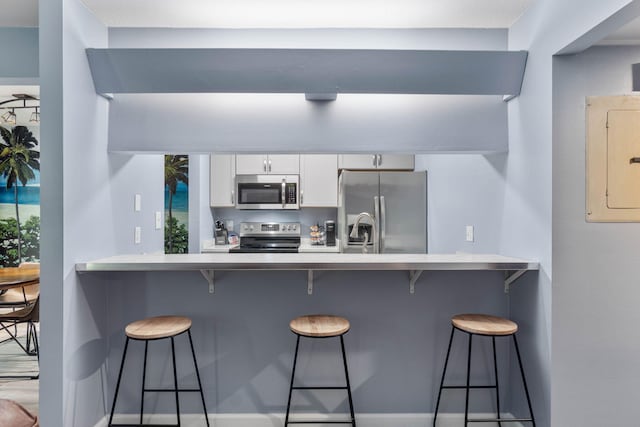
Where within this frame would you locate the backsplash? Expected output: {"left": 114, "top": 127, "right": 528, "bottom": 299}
{"left": 211, "top": 207, "right": 337, "bottom": 237}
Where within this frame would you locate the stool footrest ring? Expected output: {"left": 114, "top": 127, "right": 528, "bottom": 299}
{"left": 287, "top": 420, "right": 354, "bottom": 424}
{"left": 109, "top": 424, "right": 180, "bottom": 427}
{"left": 292, "top": 386, "right": 348, "bottom": 390}
{"left": 441, "top": 385, "right": 497, "bottom": 389}
{"left": 468, "top": 418, "right": 534, "bottom": 423}
{"left": 143, "top": 388, "right": 202, "bottom": 393}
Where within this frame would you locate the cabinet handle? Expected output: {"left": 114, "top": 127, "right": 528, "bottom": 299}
{"left": 231, "top": 189, "right": 235, "bottom": 204}
{"left": 268, "top": 159, "right": 272, "bottom": 173}
{"left": 377, "top": 154, "right": 382, "bottom": 167}
{"left": 630, "top": 157, "right": 640, "bottom": 164}
{"left": 301, "top": 190, "right": 304, "bottom": 205}
{"left": 263, "top": 159, "right": 267, "bottom": 172}
{"left": 372, "top": 155, "right": 377, "bottom": 167}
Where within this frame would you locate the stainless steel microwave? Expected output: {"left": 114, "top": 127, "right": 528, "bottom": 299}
{"left": 235, "top": 175, "right": 299, "bottom": 210}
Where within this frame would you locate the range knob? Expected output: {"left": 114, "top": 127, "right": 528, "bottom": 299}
{"left": 249, "top": 225, "right": 254, "bottom": 231}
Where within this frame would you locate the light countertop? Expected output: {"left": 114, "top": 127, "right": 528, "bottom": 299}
{"left": 76, "top": 252, "right": 538, "bottom": 272}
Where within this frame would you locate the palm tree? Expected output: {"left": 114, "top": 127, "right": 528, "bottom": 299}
{"left": 0, "top": 126, "right": 40, "bottom": 264}
{"left": 164, "top": 155, "right": 188, "bottom": 253}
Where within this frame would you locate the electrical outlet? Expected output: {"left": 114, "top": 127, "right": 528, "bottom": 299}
{"left": 134, "top": 226, "right": 141, "bottom": 244}
{"left": 466, "top": 225, "right": 474, "bottom": 242}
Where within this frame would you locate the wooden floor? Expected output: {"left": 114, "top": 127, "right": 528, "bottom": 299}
{"left": 0, "top": 322, "right": 39, "bottom": 415}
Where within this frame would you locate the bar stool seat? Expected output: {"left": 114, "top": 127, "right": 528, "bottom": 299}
{"left": 451, "top": 314, "right": 518, "bottom": 336}
{"left": 433, "top": 313, "right": 535, "bottom": 426}
{"left": 285, "top": 314, "right": 356, "bottom": 427}
{"left": 109, "top": 315, "right": 209, "bottom": 427}
{"left": 125, "top": 316, "right": 192, "bottom": 340}
{"left": 289, "top": 314, "right": 350, "bottom": 337}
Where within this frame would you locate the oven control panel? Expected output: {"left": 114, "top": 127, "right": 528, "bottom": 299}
{"left": 239, "top": 222, "right": 300, "bottom": 237}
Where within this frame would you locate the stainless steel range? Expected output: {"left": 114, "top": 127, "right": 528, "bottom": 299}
{"left": 229, "top": 222, "right": 301, "bottom": 253}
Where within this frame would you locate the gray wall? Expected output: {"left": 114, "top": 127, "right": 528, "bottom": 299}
{"left": 39, "top": 0, "right": 164, "bottom": 426}
{"left": 508, "top": 1, "right": 638, "bottom": 426}
{"left": 106, "top": 28, "right": 509, "bottom": 155}
{"left": 0, "top": 27, "right": 38, "bottom": 80}
{"left": 553, "top": 45, "right": 640, "bottom": 426}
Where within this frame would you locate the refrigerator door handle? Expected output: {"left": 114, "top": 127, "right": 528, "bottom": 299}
{"left": 374, "top": 196, "right": 380, "bottom": 254}
{"left": 380, "top": 195, "right": 386, "bottom": 253}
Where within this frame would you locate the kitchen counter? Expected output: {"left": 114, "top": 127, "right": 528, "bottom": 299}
{"left": 76, "top": 252, "right": 537, "bottom": 294}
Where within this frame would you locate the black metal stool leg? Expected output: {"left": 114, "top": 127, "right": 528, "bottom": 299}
{"left": 512, "top": 334, "right": 536, "bottom": 426}
{"left": 284, "top": 334, "right": 301, "bottom": 427}
{"left": 433, "top": 326, "right": 455, "bottom": 427}
{"left": 339, "top": 335, "right": 356, "bottom": 427}
{"left": 464, "top": 333, "right": 473, "bottom": 427}
{"left": 492, "top": 336, "right": 502, "bottom": 427}
{"left": 187, "top": 329, "right": 210, "bottom": 427}
{"left": 171, "top": 337, "right": 181, "bottom": 427}
{"left": 140, "top": 340, "right": 148, "bottom": 424}
{"left": 109, "top": 337, "right": 130, "bottom": 427}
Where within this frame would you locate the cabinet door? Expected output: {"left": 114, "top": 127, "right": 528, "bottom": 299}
{"left": 377, "top": 154, "right": 414, "bottom": 170}
{"left": 210, "top": 155, "right": 236, "bottom": 207}
{"left": 268, "top": 154, "right": 300, "bottom": 174}
{"left": 236, "top": 154, "right": 267, "bottom": 174}
{"left": 300, "top": 155, "right": 338, "bottom": 207}
{"left": 338, "top": 154, "right": 379, "bottom": 170}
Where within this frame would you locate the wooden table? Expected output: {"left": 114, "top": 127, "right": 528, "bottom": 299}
{"left": 0, "top": 267, "right": 40, "bottom": 292}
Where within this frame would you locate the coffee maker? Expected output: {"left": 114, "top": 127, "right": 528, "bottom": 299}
{"left": 325, "top": 220, "right": 336, "bottom": 246}
{"left": 214, "top": 220, "right": 228, "bottom": 245}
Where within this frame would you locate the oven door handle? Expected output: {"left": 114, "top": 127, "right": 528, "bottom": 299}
{"left": 282, "top": 179, "right": 286, "bottom": 208}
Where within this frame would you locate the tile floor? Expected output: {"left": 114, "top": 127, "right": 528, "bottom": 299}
{"left": 0, "top": 322, "right": 39, "bottom": 415}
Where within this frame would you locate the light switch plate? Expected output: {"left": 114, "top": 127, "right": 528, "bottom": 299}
{"left": 134, "top": 226, "right": 141, "bottom": 244}
{"left": 155, "top": 212, "right": 162, "bottom": 230}
{"left": 466, "top": 225, "right": 474, "bottom": 242}
{"left": 134, "top": 194, "right": 141, "bottom": 212}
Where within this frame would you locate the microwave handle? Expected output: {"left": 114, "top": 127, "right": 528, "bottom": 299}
{"left": 282, "top": 179, "right": 286, "bottom": 208}
{"left": 374, "top": 196, "right": 380, "bottom": 254}
{"left": 380, "top": 195, "right": 386, "bottom": 253}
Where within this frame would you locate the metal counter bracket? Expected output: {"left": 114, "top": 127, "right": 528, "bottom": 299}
{"left": 504, "top": 270, "right": 527, "bottom": 293}
{"left": 409, "top": 270, "right": 423, "bottom": 294}
{"left": 308, "top": 270, "right": 313, "bottom": 295}
{"left": 201, "top": 270, "right": 215, "bottom": 294}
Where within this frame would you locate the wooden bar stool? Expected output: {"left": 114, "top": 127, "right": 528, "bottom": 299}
{"left": 108, "top": 315, "right": 209, "bottom": 427}
{"left": 433, "top": 314, "right": 536, "bottom": 426}
{"left": 285, "top": 315, "right": 356, "bottom": 427}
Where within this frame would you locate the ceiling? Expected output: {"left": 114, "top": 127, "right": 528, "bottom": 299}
{"left": 4, "top": 0, "right": 535, "bottom": 29}
{"left": 0, "top": 86, "right": 39, "bottom": 101}
{"left": 600, "top": 16, "right": 640, "bottom": 45}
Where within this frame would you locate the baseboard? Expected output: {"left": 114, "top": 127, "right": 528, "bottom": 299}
{"left": 94, "top": 412, "right": 525, "bottom": 427}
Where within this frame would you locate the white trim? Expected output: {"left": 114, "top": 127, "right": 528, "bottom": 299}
{"left": 94, "top": 412, "right": 525, "bottom": 427}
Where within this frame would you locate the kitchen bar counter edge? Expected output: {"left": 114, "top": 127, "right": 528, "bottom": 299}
{"left": 75, "top": 253, "right": 539, "bottom": 272}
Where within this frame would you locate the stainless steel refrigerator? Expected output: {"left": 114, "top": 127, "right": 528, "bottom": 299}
{"left": 338, "top": 170, "right": 427, "bottom": 253}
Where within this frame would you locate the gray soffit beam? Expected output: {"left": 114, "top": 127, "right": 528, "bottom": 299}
{"left": 86, "top": 48, "right": 528, "bottom": 97}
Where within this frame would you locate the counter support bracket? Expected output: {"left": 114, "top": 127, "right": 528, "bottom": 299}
{"left": 409, "top": 270, "right": 423, "bottom": 294}
{"left": 308, "top": 270, "right": 313, "bottom": 295}
{"left": 201, "top": 270, "right": 215, "bottom": 294}
{"left": 504, "top": 269, "right": 527, "bottom": 293}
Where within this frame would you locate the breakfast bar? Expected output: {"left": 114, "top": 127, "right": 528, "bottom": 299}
{"left": 76, "top": 253, "right": 538, "bottom": 294}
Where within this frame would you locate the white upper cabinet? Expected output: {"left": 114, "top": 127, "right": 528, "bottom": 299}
{"left": 236, "top": 154, "right": 300, "bottom": 175}
{"left": 338, "top": 154, "right": 414, "bottom": 170}
{"left": 210, "top": 154, "right": 236, "bottom": 207}
{"left": 300, "top": 155, "right": 338, "bottom": 207}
